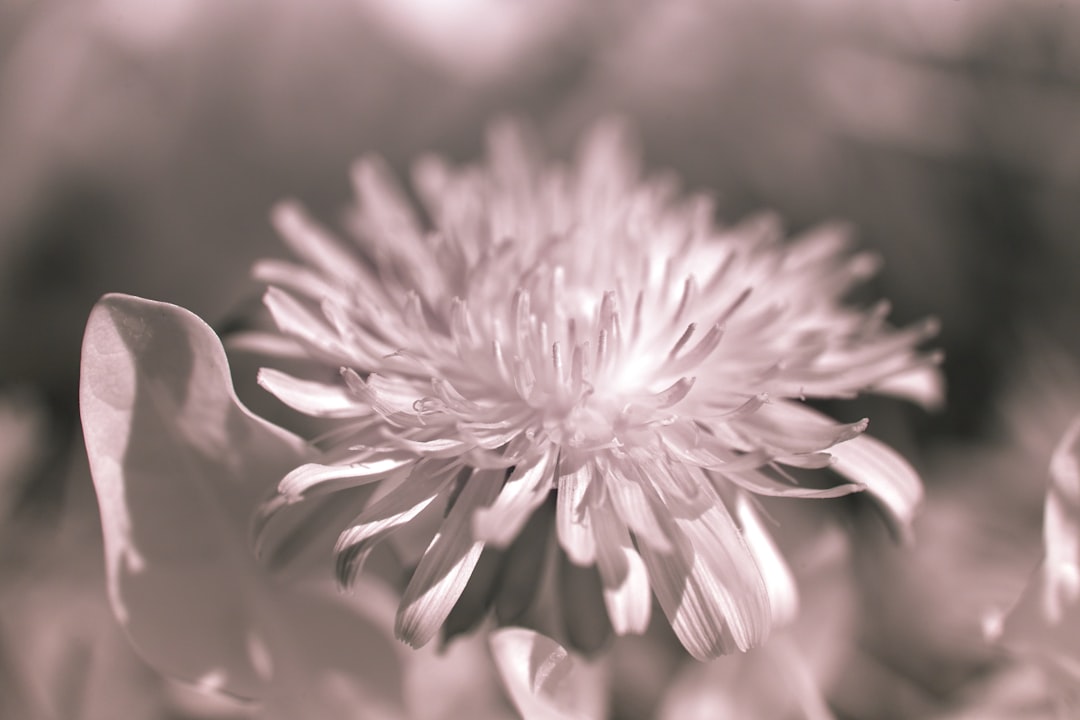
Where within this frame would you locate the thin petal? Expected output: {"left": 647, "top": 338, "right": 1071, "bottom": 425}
{"left": 271, "top": 201, "right": 372, "bottom": 284}
{"left": 591, "top": 508, "right": 651, "bottom": 635}
{"left": 395, "top": 469, "right": 503, "bottom": 648}
{"left": 753, "top": 401, "right": 924, "bottom": 536}
{"left": 672, "top": 496, "right": 772, "bottom": 654}
{"left": 717, "top": 464, "right": 863, "bottom": 500}
{"left": 474, "top": 449, "right": 556, "bottom": 546}
{"left": 734, "top": 494, "right": 799, "bottom": 627}
{"left": 556, "top": 460, "right": 597, "bottom": 566}
{"left": 604, "top": 459, "right": 673, "bottom": 554}
{"left": 634, "top": 483, "right": 769, "bottom": 659}
{"left": 735, "top": 401, "right": 868, "bottom": 455}
{"left": 263, "top": 287, "right": 350, "bottom": 363}
{"left": 829, "top": 434, "right": 923, "bottom": 539}
{"left": 869, "top": 364, "right": 945, "bottom": 411}
{"left": 257, "top": 368, "right": 370, "bottom": 418}
{"left": 275, "top": 454, "right": 414, "bottom": 501}
{"left": 335, "top": 460, "right": 459, "bottom": 587}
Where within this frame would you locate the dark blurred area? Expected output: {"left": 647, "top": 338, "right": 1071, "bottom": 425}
{"left": 3, "top": 1, "right": 1080, "bottom": 717}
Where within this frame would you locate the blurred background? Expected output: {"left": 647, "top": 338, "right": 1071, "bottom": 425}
{"left": 2, "top": 0, "right": 1079, "bottom": 717}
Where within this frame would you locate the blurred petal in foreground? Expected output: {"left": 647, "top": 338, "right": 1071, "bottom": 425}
{"left": 80, "top": 294, "right": 409, "bottom": 718}
{"left": 490, "top": 628, "right": 608, "bottom": 720}
{"left": 994, "top": 415, "right": 1080, "bottom": 715}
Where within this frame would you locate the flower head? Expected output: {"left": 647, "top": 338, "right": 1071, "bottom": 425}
{"left": 253, "top": 119, "right": 940, "bottom": 660}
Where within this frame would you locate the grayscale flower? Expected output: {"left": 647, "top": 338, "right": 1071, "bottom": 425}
{"left": 252, "top": 119, "right": 941, "bottom": 660}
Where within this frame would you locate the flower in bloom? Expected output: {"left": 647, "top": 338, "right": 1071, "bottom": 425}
{"left": 252, "top": 119, "right": 941, "bottom": 660}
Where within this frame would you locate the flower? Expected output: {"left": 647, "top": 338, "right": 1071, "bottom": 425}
{"left": 251, "top": 119, "right": 941, "bottom": 660}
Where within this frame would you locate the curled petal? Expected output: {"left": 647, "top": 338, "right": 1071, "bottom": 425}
{"left": 257, "top": 368, "right": 370, "bottom": 418}
{"left": 735, "top": 401, "right": 868, "bottom": 456}
{"left": 489, "top": 629, "right": 606, "bottom": 720}
{"left": 829, "top": 434, "right": 923, "bottom": 539}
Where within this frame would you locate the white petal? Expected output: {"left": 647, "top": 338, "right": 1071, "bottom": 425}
{"left": 489, "top": 629, "right": 606, "bottom": 720}
{"left": 717, "top": 465, "right": 863, "bottom": 499}
{"left": 636, "top": 528, "right": 736, "bottom": 661}
{"left": 262, "top": 287, "right": 349, "bottom": 362}
{"left": 251, "top": 258, "right": 346, "bottom": 305}
{"left": 224, "top": 331, "right": 309, "bottom": 361}
{"left": 275, "top": 455, "right": 414, "bottom": 500}
{"left": 869, "top": 364, "right": 945, "bottom": 411}
{"left": 673, "top": 498, "right": 772, "bottom": 654}
{"left": 591, "top": 508, "right": 651, "bottom": 635}
{"left": 829, "top": 434, "right": 923, "bottom": 538}
{"left": 735, "top": 400, "right": 868, "bottom": 455}
{"left": 395, "top": 469, "right": 503, "bottom": 647}
{"left": 473, "top": 449, "right": 556, "bottom": 546}
{"left": 635, "top": 482, "right": 770, "bottom": 659}
{"left": 604, "top": 460, "right": 673, "bottom": 554}
{"left": 1044, "top": 416, "right": 1080, "bottom": 623}
{"left": 270, "top": 201, "right": 372, "bottom": 284}
{"left": 334, "top": 460, "right": 459, "bottom": 587}
{"left": 556, "top": 460, "right": 597, "bottom": 565}
{"left": 734, "top": 494, "right": 799, "bottom": 627}
{"left": 257, "top": 368, "right": 370, "bottom": 418}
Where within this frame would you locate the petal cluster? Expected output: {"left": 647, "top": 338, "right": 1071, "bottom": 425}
{"left": 254, "top": 120, "right": 940, "bottom": 659}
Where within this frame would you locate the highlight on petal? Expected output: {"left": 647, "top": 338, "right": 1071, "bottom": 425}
{"left": 636, "top": 487, "right": 771, "bottom": 660}
{"left": 735, "top": 494, "right": 799, "bottom": 627}
{"left": 473, "top": 449, "right": 556, "bottom": 546}
{"left": 591, "top": 507, "right": 652, "bottom": 636}
{"left": 489, "top": 628, "right": 607, "bottom": 720}
{"left": 870, "top": 364, "right": 945, "bottom": 412}
{"left": 396, "top": 468, "right": 504, "bottom": 648}
{"left": 829, "top": 434, "right": 924, "bottom": 539}
{"left": 257, "top": 368, "right": 369, "bottom": 418}
{"left": 1043, "top": 416, "right": 1080, "bottom": 624}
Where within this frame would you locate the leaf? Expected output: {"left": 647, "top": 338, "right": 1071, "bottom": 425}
{"left": 80, "top": 293, "right": 407, "bottom": 717}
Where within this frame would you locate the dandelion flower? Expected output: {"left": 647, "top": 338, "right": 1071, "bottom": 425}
{"left": 252, "top": 119, "right": 940, "bottom": 660}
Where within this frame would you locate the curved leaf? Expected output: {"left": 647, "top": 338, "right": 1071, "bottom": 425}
{"left": 79, "top": 293, "right": 407, "bottom": 716}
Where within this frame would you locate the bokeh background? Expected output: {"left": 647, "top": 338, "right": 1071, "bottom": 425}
{"left": 2, "top": 1, "right": 1079, "bottom": 718}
